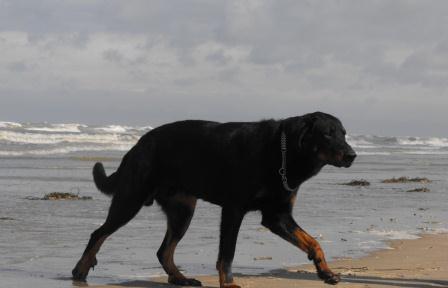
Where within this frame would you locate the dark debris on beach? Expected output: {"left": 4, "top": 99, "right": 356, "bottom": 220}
{"left": 25, "top": 192, "right": 93, "bottom": 201}
{"left": 382, "top": 177, "right": 431, "bottom": 184}
{"left": 341, "top": 179, "right": 371, "bottom": 186}
{"left": 407, "top": 188, "right": 430, "bottom": 193}
{"left": 0, "top": 217, "right": 15, "bottom": 221}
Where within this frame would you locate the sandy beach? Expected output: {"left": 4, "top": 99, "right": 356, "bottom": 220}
{"left": 87, "top": 233, "right": 448, "bottom": 288}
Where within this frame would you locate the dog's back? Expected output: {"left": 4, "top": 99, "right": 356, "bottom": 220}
{"left": 98, "top": 119, "right": 279, "bottom": 206}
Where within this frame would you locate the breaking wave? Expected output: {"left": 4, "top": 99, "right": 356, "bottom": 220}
{"left": 347, "top": 134, "right": 448, "bottom": 149}
{"left": 347, "top": 134, "right": 448, "bottom": 155}
{"left": 0, "top": 130, "right": 138, "bottom": 145}
{"left": 0, "top": 145, "right": 134, "bottom": 156}
{"left": 1, "top": 121, "right": 447, "bottom": 156}
{"left": 0, "top": 122, "right": 151, "bottom": 156}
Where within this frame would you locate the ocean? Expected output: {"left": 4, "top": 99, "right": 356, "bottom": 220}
{"left": 0, "top": 121, "right": 447, "bottom": 287}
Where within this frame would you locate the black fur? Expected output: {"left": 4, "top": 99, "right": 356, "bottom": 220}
{"left": 72, "top": 111, "right": 356, "bottom": 287}
{"left": 92, "top": 163, "right": 117, "bottom": 195}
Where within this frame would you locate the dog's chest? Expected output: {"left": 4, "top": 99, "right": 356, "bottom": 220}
{"left": 254, "top": 187, "right": 268, "bottom": 199}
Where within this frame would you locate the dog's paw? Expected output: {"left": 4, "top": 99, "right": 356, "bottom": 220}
{"left": 72, "top": 257, "right": 97, "bottom": 282}
{"left": 168, "top": 276, "right": 202, "bottom": 286}
{"left": 222, "top": 284, "right": 241, "bottom": 288}
{"left": 324, "top": 274, "right": 340, "bottom": 285}
{"left": 72, "top": 266, "right": 88, "bottom": 282}
{"left": 318, "top": 270, "right": 340, "bottom": 285}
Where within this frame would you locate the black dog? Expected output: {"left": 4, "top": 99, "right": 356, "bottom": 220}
{"left": 72, "top": 112, "right": 356, "bottom": 288}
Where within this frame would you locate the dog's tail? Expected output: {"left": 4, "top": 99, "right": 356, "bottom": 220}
{"left": 93, "top": 162, "right": 118, "bottom": 196}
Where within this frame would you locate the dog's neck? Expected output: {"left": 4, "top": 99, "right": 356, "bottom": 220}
{"left": 277, "top": 129, "right": 325, "bottom": 189}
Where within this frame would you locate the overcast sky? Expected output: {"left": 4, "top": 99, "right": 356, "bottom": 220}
{"left": 1, "top": 0, "right": 447, "bottom": 136}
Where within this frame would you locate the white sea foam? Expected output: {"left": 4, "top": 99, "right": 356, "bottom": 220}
{"left": 346, "top": 137, "right": 374, "bottom": 148}
{"left": 0, "top": 144, "right": 133, "bottom": 156}
{"left": 0, "top": 121, "right": 22, "bottom": 128}
{"left": 356, "top": 151, "right": 392, "bottom": 156}
{"left": 358, "top": 240, "right": 385, "bottom": 250}
{"left": 135, "top": 125, "right": 153, "bottom": 131}
{"left": 94, "top": 125, "right": 132, "bottom": 133}
{"left": 348, "top": 134, "right": 448, "bottom": 149}
{"left": 398, "top": 137, "right": 448, "bottom": 147}
{"left": 25, "top": 123, "right": 87, "bottom": 133}
{"left": 0, "top": 130, "right": 139, "bottom": 145}
{"left": 0, "top": 122, "right": 146, "bottom": 155}
{"left": 427, "top": 227, "right": 448, "bottom": 234}
{"left": 402, "top": 150, "right": 448, "bottom": 155}
{"left": 367, "top": 229, "right": 421, "bottom": 240}
{"left": 94, "top": 125, "right": 152, "bottom": 133}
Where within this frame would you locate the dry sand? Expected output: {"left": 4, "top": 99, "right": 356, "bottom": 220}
{"left": 88, "top": 233, "right": 448, "bottom": 288}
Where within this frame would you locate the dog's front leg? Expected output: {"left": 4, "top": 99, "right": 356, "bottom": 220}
{"left": 216, "top": 207, "right": 244, "bottom": 288}
{"left": 262, "top": 212, "right": 340, "bottom": 285}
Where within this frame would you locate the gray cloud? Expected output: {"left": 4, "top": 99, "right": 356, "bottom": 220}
{"left": 7, "top": 61, "right": 28, "bottom": 73}
{"left": 0, "top": 0, "right": 448, "bottom": 136}
{"left": 103, "top": 49, "right": 125, "bottom": 64}
{"left": 206, "top": 50, "right": 231, "bottom": 66}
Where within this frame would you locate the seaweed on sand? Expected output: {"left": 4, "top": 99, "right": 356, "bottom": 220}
{"left": 341, "top": 179, "right": 370, "bottom": 186}
{"left": 25, "top": 192, "right": 92, "bottom": 200}
{"left": 382, "top": 177, "right": 431, "bottom": 184}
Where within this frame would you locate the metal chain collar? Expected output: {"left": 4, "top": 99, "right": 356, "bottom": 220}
{"left": 279, "top": 131, "right": 299, "bottom": 192}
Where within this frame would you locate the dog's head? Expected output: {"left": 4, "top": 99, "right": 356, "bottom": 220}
{"left": 288, "top": 112, "right": 356, "bottom": 168}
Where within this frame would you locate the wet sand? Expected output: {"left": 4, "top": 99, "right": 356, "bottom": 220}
{"left": 89, "top": 233, "right": 448, "bottom": 288}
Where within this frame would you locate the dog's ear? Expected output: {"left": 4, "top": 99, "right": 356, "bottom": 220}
{"left": 282, "top": 116, "right": 317, "bottom": 150}
{"left": 297, "top": 124, "right": 310, "bottom": 150}
{"left": 297, "top": 115, "right": 320, "bottom": 150}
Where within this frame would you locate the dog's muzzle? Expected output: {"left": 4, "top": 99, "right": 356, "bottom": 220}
{"left": 342, "top": 148, "right": 356, "bottom": 167}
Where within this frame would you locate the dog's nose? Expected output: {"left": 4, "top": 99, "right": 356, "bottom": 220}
{"left": 343, "top": 150, "right": 357, "bottom": 162}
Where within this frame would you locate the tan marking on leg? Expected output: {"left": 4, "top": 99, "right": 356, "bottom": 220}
{"left": 162, "top": 238, "right": 187, "bottom": 280}
{"left": 217, "top": 261, "right": 225, "bottom": 287}
{"left": 292, "top": 228, "right": 331, "bottom": 272}
{"left": 216, "top": 260, "right": 241, "bottom": 288}
{"left": 162, "top": 196, "right": 197, "bottom": 281}
{"left": 292, "top": 227, "right": 340, "bottom": 283}
{"left": 159, "top": 194, "right": 198, "bottom": 284}
{"left": 77, "top": 235, "right": 108, "bottom": 274}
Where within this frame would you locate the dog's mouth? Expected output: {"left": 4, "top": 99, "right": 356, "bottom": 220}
{"left": 339, "top": 150, "right": 356, "bottom": 168}
{"left": 321, "top": 150, "right": 356, "bottom": 168}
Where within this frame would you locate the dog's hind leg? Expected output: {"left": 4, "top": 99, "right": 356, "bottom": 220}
{"left": 72, "top": 191, "right": 145, "bottom": 281}
{"left": 156, "top": 194, "right": 201, "bottom": 287}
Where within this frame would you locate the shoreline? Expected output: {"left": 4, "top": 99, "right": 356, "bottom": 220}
{"left": 90, "top": 233, "right": 448, "bottom": 288}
